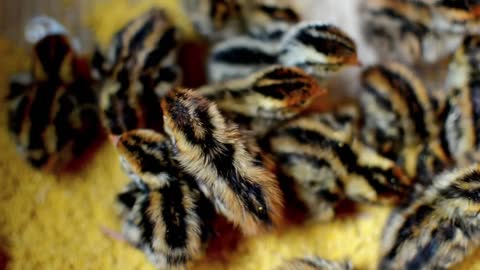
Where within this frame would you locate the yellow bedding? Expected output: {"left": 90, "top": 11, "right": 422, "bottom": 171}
{"left": 0, "top": 1, "right": 479, "bottom": 269}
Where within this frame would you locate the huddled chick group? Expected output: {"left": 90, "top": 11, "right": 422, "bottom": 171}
{"left": 6, "top": 1, "right": 480, "bottom": 270}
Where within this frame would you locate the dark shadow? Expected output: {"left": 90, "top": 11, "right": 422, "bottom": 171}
{"left": 334, "top": 199, "right": 360, "bottom": 220}
{"left": 205, "top": 216, "right": 244, "bottom": 260}
{"left": 0, "top": 247, "right": 9, "bottom": 270}
{"left": 60, "top": 132, "right": 107, "bottom": 175}
{"left": 178, "top": 41, "right": 209, "bottom": 88}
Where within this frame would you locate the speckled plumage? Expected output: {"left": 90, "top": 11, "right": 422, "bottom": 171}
{"left": 269, "top": 106, "right": 412, "bottom": 220}
{"left": 95, "top": 9, "right": 181, "bottom": 135}
{"left": 208, "top": 21, "right": 358, "bottom": 82}
{"left": 440, "top": 35, "right": 480, "bottom": 165}
{"left": 6, "top": 17, "right": 100, "bottom": 171}
{"left": 380, "top": 164, "right": 480, "bottom": 270}
{"left": 162, "top": 88, "right": 283, "bottom": 235}
{"left": 361, "top": 62, "right": 438, "bottom": 155}
{"left": 115, "top": 129, "right": 215, "bottom": 269}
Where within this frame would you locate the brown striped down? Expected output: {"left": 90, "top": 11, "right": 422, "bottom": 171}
{"left": 380, "top": 164, "right": 480, "bottom": 270}
{"left": 197, "top": 66, "right": 325, "bottom": 120}
{"left": 96, "top": 8, "right": 181, "bottom": 136}
{"left": 161, "top": 88, "right": 283, "bottom": 235}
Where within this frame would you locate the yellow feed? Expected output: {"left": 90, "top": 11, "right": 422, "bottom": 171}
{"left": 0, "top": 1, "right": 479, "bottom": 269}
